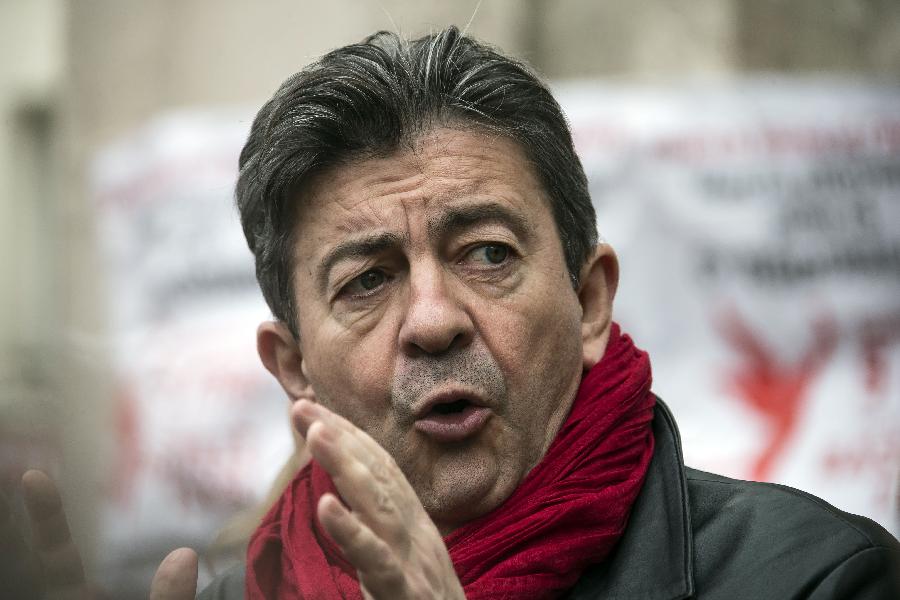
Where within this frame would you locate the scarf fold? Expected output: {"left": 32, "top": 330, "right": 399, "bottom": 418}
{"left": 246, "top": 323, "right": 656, "bottom": 599}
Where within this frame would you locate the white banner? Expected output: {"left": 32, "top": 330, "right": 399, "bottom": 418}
{"left": 91, "top": 111, "right": 293, "bottom": 587}
{"left": 556, "top": 78, "right": 900, "bottom": 534}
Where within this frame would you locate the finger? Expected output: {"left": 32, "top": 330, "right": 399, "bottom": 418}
{"left": 304, "top": 419, "right": 371, "bottom": 475}
{"left": 317, "top": 494, "right": 406, "bottom": 593}
{"left": 0, "top": 487, "right": 43, "bottom": 600}
{"left": 293, "top": 399, "right": 356, "bottom": 440}
{"left": 149, "top": 548, "right": 198, "bottom": 600}
{"left": 306, "top": 419, "right": 420, "bottom": 558}
{"left": 293, "top": 400, "right": 385, "bottom": 462}
{"left": 22, "top": 470, "right": 87, "bottom": 589}
{"left": 305, "top": 420, "right": 401, "bottom": 522}
{"left": 293, "top": 400, "right": 392, "bottom": 494}
{"left": 0, "top": 486, "right": 34, "bottom": 563}
{"left": 295, "top": 401, "right": 422, "bottom": 545}
{"left": 22, "top": 470, "right": 73, "bottom": 550}
{"left": 294, "top": 401, "right": 408, "bottom": 486}
{"left": 292, "top": 398, "right": 320, "bottom": 438}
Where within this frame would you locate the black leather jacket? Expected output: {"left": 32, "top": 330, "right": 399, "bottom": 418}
{"left": 199, "top": 401, "right": 900, "bottom": 599}
{"left": 567, "top": 400, "right": 900, "bottom": 599}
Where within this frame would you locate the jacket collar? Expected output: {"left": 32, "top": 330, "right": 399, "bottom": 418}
{"left": 567, "top": 398, "right": 695, "bottom": 599}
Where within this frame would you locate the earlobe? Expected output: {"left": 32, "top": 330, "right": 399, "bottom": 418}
{"left": 578, "top": 244, "right": 619, "bottom": 371}
{"left": 257, "top": 321, "right": 317, "bottom": 402}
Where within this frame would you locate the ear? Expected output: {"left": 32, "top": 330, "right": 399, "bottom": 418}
{"left": 578, "top": 243, "right": 619, "bottom": 371}
{"left": 257, "top": 321, "right": 316, "bottom": 402}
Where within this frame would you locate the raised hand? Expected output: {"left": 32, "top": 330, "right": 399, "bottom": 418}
{"left": 293, "top": 399, "right": 466, "bottom": 600}
{"left": 0, "top": 470, "right": 108, "bottom": 600}
{"left": 1, "top": 472, "right": 43, "bottom": 599}
{"left": 1, "top": 470, "right": 197, "bottom": 600}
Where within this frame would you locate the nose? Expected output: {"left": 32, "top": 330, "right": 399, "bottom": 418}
{"left": 398, "top": 262, "right": 474, "bottom": 357}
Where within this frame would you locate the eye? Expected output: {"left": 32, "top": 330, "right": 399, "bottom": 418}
{"left": 468, "top": 243, "right": 510, "bottom": 265}
{"left": 358, "top": 270, "right": 385, "bottom": 290}
{"left": 342, "top": 269, "right": 387, "bottom": 297}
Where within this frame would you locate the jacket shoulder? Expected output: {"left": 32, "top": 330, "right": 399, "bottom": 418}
{"left": 685, "top": 467, "right": 900, "bottom": 598}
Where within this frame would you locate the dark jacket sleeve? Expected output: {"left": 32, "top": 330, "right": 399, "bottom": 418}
{"left": 808, "top": 545, "right": 900, "bottom": 600}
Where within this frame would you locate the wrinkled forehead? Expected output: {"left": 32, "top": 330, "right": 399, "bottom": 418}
{"left": 290, "top": 128, "right": 550, "bottom": 254}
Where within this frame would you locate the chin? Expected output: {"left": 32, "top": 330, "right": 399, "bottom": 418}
{"left": 419, "top": 453, "right": 519, "bottom": 533}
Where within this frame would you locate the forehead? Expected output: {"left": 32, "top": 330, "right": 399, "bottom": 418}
{"left": 293, "top": 128, "right": 550, "bottom": 248}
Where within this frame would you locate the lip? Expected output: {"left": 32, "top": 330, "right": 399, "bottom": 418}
{"left": 414, "top": 404, "right": 492, "bottom": 442}
{"left": 412, "top": 388, "right": 492, "bottom": 443}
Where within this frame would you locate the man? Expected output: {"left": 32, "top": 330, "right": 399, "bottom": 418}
{"left": 6, "top": 26, "right": 900, "bottom": 599}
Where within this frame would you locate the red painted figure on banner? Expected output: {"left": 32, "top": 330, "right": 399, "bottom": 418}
{"left": 719, "top": 309, "right": 838, "bottom": 481}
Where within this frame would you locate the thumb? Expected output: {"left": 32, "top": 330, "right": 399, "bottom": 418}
{"left": 150, "top": 548, "right": 198, "bottom": 600}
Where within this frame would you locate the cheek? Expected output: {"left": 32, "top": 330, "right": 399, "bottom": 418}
{"left": 303, "top": 320, "right": 396, "bottom": 425}
{"left": 485, "top": 285, "right": 583, "bottom": 390}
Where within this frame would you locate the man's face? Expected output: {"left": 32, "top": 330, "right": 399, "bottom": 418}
{"left": 290, "top": 128, "right": 587, "bottom": 533}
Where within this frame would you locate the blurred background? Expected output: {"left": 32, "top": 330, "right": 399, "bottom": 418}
{"left": 2, "top": 0, "right": 899, "bottom": 596}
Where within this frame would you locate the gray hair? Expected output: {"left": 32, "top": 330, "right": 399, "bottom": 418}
{"left": 236, "top": 26, "right": 597, "bottom": 337}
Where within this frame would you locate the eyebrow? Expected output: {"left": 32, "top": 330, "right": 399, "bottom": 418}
{"left": 316, "top": 231, "right": 406, "bottom": 293}
{"left": 426, "top": 201, "right": 535, "bottom": 241}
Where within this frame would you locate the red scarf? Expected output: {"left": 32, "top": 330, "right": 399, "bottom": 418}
{"left": 246, "top": 324, "right": 655, "bottom": 599}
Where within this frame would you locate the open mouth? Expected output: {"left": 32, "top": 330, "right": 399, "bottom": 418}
{"left": 414, "top": 396, "right": 491, "bottom": 442}
{"left": 430, "top": 398, "right": 471, "bottom": 415}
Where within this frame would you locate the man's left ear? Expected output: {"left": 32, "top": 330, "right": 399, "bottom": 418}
{"left": 578, "top": 243, "right": 619, "bottom": 371}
